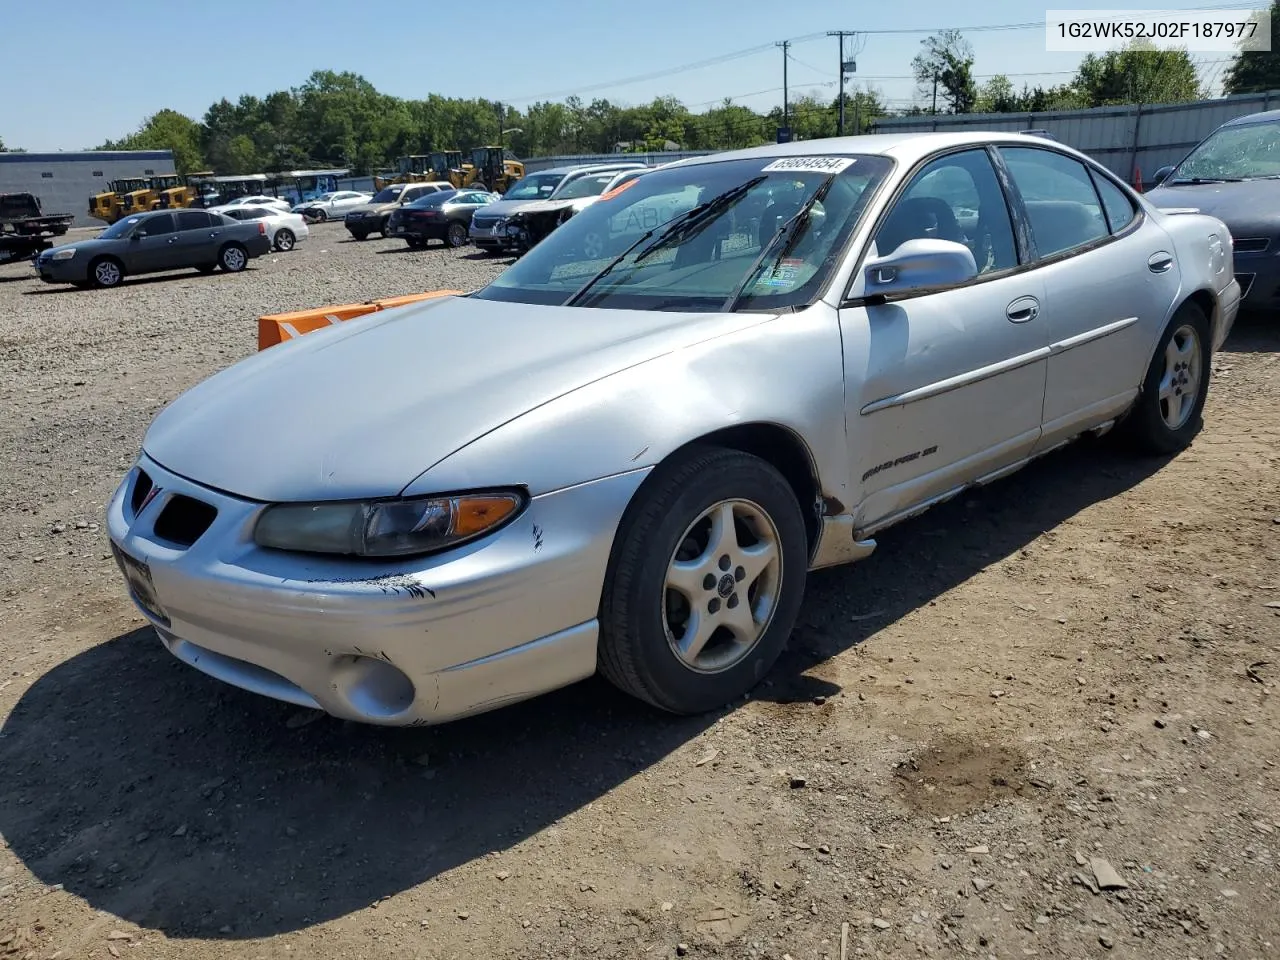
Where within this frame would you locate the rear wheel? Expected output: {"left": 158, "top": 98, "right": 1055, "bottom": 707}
{"left": 1118, "top": 300, "right": 1211, "bottom": 455}
{"left": 218, "top": 243, "right": 248, "bottom": 273}
{"left": 88, "top": 257, "right": 124, "bottom": 289}
{"left": 445, "top": 221, "right": 469, "bottom": 248}
{"left": 274, "top": 228, "right": 296, "bottom": 252}
{"left": 598, "top": 446, "right": 809, "bottom": 715}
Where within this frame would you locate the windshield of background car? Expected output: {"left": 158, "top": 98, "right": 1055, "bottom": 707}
{"left": 503, "top": 173, "right": 564, "bottom": 200}
{"left": 371, "top": 186, "right": 404, "bottom": 203}
{"left": 98, "top": 216, "right": 145, "bottom": 240}
{"left": 1172, "top": 121, "right": 1280, "bottom": 181}
{"left": 472, "top": 155, "right": 892, "bottom": 312}
{"left": 553, "top": 171, "right": 628, "bottom": 200}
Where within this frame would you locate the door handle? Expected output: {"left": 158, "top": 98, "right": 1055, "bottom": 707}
{"left": 1006, "top": 296, "right": 1040, "bottom": 323}
{"left": 1148, "top": 251, "right": 1174, "bottom": 273}
{"left": 167, "top": 237, "right": 179, "bottom": 244}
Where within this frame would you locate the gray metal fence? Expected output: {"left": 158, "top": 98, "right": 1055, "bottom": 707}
{"left": 869, "top": 90, "right": 1280, "bottom": 185}
{"left": 521, "top": 150, "right": 715, "bottom": 172}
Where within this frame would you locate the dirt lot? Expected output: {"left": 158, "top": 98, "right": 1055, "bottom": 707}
{"left": 0, "top": 223, "right": 1277, "bottom": 960}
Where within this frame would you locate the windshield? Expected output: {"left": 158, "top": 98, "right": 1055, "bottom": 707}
{"left": 371, "top": 186, "right": 404, "bottom": 203}
{"left": 503, "top": 173, "right": 564, "bottom": 200}
{"left": 1171, "top": 120, "right": 1280, "bottom": 182}
{"left": 99, "top": 216, "right": 145, "bottom": 240}
{"left": 408, "top": 191, "right": 457, "bottom": 208}
{"left": 553, "top": 171, "right": 632, "bottom": 200}
{"left": 473, "top": 154, "right": 893, "bottom": 312}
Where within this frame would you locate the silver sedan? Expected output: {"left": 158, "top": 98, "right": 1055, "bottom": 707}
{"left": 107, "top": 132, "right": 1240, "bottom": 726}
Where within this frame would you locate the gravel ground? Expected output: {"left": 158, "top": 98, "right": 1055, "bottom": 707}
{"left": 0, "top": 224, "right": 1278, "bottom": 960}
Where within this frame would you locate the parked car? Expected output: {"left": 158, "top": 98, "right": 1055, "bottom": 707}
{"left": 292, "top": 191, "right": 372, "bottom": 222}
{"left": 34, "top": 208, "right": 271, "bottom": 288}
{"left": 105, "top": 133, "right": 1238, "bottom": 727}
{"left": 212, "top": 205, "right": 310, "bottom": 251}
{"left": 387, "top": 189, "right": 499, "bottom": 248}
{"left": 1145, "top": 108, "right": 1280, "bottom": 310}
{"left": 215, "top": 195, "right": 293, "bottom": 214}
{"left": 493, "top": 167, "right": 651, "bottom": 256}
{"left": 470, "top": 162, "right": 648, "bottom": 253}
{"left": 344, "top": 182, "right": 456, "bottom": 240}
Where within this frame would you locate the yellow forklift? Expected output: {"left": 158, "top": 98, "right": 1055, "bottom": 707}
{"left": 466, "top": 146, "right": 524, "bottom": 193}
{"left": 372, "top": 155, "right": 434, "bottom": 191}
{"left": 152, "top": 171, "right": 216, "bottom": 209}
{"left": 88, "top": 177, "right": 150, "bottom": 224}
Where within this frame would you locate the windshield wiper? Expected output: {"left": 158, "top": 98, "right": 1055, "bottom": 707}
{"left": 719, "top": 174, "right": 838, "bottom": 313}
{"left": 563, "top": 176, "right": 767, "bottom": 307}
{"left": 1169, "top": 176, "right": 1244, "bottom": 184}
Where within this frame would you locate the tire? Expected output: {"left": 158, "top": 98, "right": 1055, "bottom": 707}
{"left": 314, "top": 209, "right": 328, "bottom": 222}
{"left": 1118, "top": 300, "right": 1212, "bottom": 455}
{"left": 598, "top": 445, "right": 809, "bottom": 715}
{"left": 88, "top": 256, "right": 124, "bottom": 289}
{"left": 350, "top": 230, "right": 369, "bottom": 241}
{"left": 445, "top": 221, "right": 469, "bottom": 248}
{"left": 376, "top": 218, "right": 389, "bottom": 238}
{"left": 218, "top": 243, "right": 248, "bottom": 273}
{"left": 195, "top": 264, "right": 217, "bottom": 274}
{"left": 274, "top": 228, "right": 296, "bottom": 252}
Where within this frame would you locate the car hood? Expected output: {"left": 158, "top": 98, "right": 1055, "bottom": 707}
{"left": 507, "top": 196, "right": 597, "bottom": 218}
{"left": 474, "top": 198, "right": 547, "bottom": 218}
{"left": 142, "top": 294, "right": 774, "bottom": 503}
{"left": 1146, "top": 180, "right": 1280, "bottom": 235}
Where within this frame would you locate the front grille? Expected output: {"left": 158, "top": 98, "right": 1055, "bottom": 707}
{"left": 1235, "top": 273, "right": 1255, "bottom": 298}
{"left": 129, "top": 469, "right": 154, "bottom": 516}
{"left": 1233, "top": 237, "right": 1271, "bottom": 255}
{"left": 472, "top": 215, "right": 500, "bottom": 229}
{"left": 154, "top": 495, "right": 217, "bottom": 547}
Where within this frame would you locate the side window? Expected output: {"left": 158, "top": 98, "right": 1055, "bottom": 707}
{"left": 1089, "top": 168, "right": 1137, "bottom": 234}
{"left": 176, "top": 211, "right": 211, "bottom": 231}
{"left": 222, "top": 209, "right": 243, "bottom": 220}
{"left": 999, "top": 147, "right": 1109, "bottom": 258}
{"left": 874, "top": 148, "right": 1018, "bottom": 275}
{"left": 138, "top": 214, "right": 175, "bottom": 236}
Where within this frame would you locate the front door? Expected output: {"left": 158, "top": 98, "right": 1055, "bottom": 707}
{"left": 840, "top": 147, "right": 1049, "bottom": 532}
{"left": 126, "top": 213, "right": 178, "bottom": 273}
{"left": 995, "top": 146, "right": 1185, "bottom": 449}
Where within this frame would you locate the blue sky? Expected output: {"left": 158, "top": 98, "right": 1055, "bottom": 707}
{"left": 3, "top": 0, "right": 1255, "bottom": 151}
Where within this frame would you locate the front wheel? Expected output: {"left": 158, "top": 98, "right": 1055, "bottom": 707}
{"left": 598, "top": 446, "right": 809, "bottom": 715}
{"left": 218, "top": 243, "right": 248, "bottom": 273}
{"left": 314, "top": 209, "right": 328, "bottom": 222}
{"left": 350, "top": 230, "right": 369, "bottom": 241}
{"left": 88, "top": 256, "right": 124, "bottom": 289}
{"left": 1118, "top": 301, "right": 1211, "bottom": 455}
{"left": 274, "top": 228, "right": 296, "bottom": 252}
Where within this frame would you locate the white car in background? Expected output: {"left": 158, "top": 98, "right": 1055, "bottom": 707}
{"left": 210, "top": 205, "right": 310, "bottom": 252}
{"left": 217, "top": 195, "right": 293, "bottom": 214}
{"left": 292, "top": 191, "right": 373, "bottom": 222}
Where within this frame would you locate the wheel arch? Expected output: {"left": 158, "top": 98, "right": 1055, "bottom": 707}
{"left": 1180, "top": 287, "right": 1218, "bottom": 352}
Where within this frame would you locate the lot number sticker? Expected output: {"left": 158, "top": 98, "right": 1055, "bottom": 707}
{"left": 761, "top": 157, "right": 856, "bottom": 174}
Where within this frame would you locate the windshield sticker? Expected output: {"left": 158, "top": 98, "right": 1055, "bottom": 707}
{"left": 756, "top": 258, "right": 806, "bottom": 289}
{"left": 761, "top": 157, "right": 856, "bottom": 175}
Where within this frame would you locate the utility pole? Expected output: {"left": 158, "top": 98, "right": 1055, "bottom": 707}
{"left": 778, "top": 40, "right": 790, "bottom": 131}
{"left": 931, "top": 74, "right": 939, "bottom": 115}
{"left": 827, "top": 31, "right": 857, "bottom": 136}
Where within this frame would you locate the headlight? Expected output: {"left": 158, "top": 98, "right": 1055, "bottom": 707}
{"left": 51, "top": 248, "right": 77, "bottom": 260}
{"left": 253, "top": 490, "right": 525, "bottom": 557}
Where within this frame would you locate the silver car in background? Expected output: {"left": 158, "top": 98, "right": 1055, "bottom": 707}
{"left": 470, "top": 161, "right": 648, "bottom": 253}
{"left": 106, "top": 133, "right": 1238, "bottom": 728}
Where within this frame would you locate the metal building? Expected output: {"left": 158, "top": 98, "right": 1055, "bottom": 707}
{"left": 0, "top": 150, "right": 176, "bottom": 227}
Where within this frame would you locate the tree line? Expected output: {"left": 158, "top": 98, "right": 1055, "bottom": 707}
{"left": 5, "top": 3, "right": 1276, "bottom": 174}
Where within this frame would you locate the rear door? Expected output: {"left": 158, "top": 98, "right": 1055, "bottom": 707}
{"left": 995, "top": 146, "right": 1182, "bottom": 449}
{"left": 171, "top": 210, "right": 219, "bottom": 266}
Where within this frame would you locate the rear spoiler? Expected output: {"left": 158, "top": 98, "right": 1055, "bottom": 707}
{"left": 1156, "top": 207, "right": 1201, "bottom": 215}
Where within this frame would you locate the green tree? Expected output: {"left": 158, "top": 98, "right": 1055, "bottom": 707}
{"left": 99, "top": 109, "right": 205, "bottom": 173}
{"left": 1224, "top": 0, "right": 1280, "bottom": 94}
{"left": 976, "top": 75, "right": 1019, "bottom": 113}
{"left": 1073, "top": 41, "right": 1203, "bottom": 106}
{"left": 912, "top": 29, "right": 978, "bottom": 113}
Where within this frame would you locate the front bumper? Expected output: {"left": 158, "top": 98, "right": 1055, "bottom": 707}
{"left": 32, "top": 257, "right": 82, "bottom": 284}
{"left": 470, "top": 221, "right": 514, "bottom": 250}
{"left": 106, "top": 454, "right": 649, "bottom": 726}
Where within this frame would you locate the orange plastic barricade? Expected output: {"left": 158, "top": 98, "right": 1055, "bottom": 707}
{"left": 257, "top": 290, "right": 464, "bottom": 350}
{"left": 257, "top": 303, "right": 379, "bottom": 351}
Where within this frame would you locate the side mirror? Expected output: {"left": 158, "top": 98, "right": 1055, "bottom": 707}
{"left": 130, "top": 233, "right": 142, "bottom": 242}
{"left": 1152, "top": 165, "right": 1176, "bottom": 186}
{"left": 862, "top": 238, "right": 977, "bottom": 298}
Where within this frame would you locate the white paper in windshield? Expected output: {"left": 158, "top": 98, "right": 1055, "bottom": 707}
{"left": 761, "top": 157, "right": 856, "bottom": 175}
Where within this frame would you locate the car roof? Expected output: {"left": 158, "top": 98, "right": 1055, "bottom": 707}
{"left": 1222, "top": 108, "right": 1280, "bottom": 127}
{"left": 663, "top": 131, "right": 1097, "bottom": 170}
{"left": 530, "top": 162, "right": 649, "bottom": 176}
